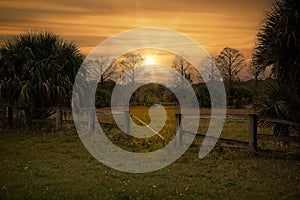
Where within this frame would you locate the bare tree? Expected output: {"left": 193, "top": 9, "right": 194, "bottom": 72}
{"left": 249, "top": 59, "right": 272, "bottom": 85}
{"left": 171, "top": 54, "right": 203, "bottom": 88}
{"left": 249, "top": 60, "right": 262, "bottom": 86}
{"left": 200, "top": 55, "right": 221, "bottom": 82}
{"left": 81, "top": 57, "right": 116, "bottom": 85}
{"left": 172, "top": 55, "right": 193, "bottom": 84}
{"left": 118, "top": 52, "right": 144, "bottom": 85}
{"left": 216, "top": 47, "right": 246, "bottom": 86}
{"left": 93, "top": 57, "right": 116, "bottom": 85}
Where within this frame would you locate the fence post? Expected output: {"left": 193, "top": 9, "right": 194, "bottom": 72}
{"left": 248, "top": 114, "right": 257, "bottom": 153}
{"left": 56, "top": 106, "right": 62, "bottom": 131}
{"left": 175, "top": 114, "right": 182, "bottom": 146}
{"left": 7, "top": 107, "right": 13, "bottom": 126}
{"left": 88, "top": 108, "right": 95, "bottom": 133}
{"left": 124, "top": 110, "right": 130, "bottom": 134}
{"left": 0, "top": 107, "right": 5, "bottom": 127}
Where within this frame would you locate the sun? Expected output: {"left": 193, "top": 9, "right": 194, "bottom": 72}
{"left": 144, "top": 55, "right": 156, "bottom": 65}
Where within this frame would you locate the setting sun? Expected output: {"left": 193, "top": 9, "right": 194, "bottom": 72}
{"left": 144, "top": 55, "right": 156, "bottom": 65}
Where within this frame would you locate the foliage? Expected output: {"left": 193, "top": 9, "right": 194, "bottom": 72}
{"left": 252, "top": 0, "right": 300, "bottom": 84}
{"left": 195, "top": 84, "right": 252, "bottom": 109}
{"left": 130, "top": 83, "right": 175, "bottom": 106}
{"left": 0, "top": 31, "right": 84, "bottom": 119}
{"left": 252, "top": 0, "right": 300, "bottom": 135}
{"left": 194, "top": 84, "right": 211, "bottom": 107}
{"left": 256, "top": 83, "right": 300, "bottom": 136}
{"left": 227, "top": 86, "right": 253, "bottom": 109}
{"left": 95, "top": 89, "right": 111, "bottom": 108}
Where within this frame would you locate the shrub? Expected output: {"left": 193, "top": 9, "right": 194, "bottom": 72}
{"left": 228, "top": 86, "right": 253, "bottom": 108}
{"left": 95, "top": 89, "right": 111, "bottom": 107}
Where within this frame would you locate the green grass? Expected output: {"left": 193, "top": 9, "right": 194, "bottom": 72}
{"left": 99, "top": 106, "right": 292, "bottom": 152}
{"left": 0, "top": 130, "right": 299, "bottom": 199}
{"left": 0, "top": 107, "right": 300, "bottom": 199}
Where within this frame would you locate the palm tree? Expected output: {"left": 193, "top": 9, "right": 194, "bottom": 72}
{"left": 252, "top": 0, "right": 300, "bottom": 136}
{"left": 0, "top": 31, "right": 84, "bottom": 123}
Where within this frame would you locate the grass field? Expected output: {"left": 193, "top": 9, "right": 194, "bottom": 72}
{"left": 0, "top": 107, "right": 300, "bottom": 199}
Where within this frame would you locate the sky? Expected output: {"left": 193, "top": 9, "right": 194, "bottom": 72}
{"left": 0, "top": 0, "right": 274, "bottom": 80}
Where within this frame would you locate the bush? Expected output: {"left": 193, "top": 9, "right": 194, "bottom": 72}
{"left": 195, "top": 85, "right": 211, "bottom": 107}
{"left": 228, "top": 86, "right": 253, "bottom": 108}
{"left": 194, "top": 82, "right": 227, "bottom": 108}
{"left": 95, "top": 89, "right": 111, "bottom": 107}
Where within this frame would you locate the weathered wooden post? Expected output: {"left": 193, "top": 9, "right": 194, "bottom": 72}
{"left": 175, "top": 114, "right": 182, "bottom": 146}
{"left": 124, "top": 110, "right": 130, "bottom": 134}
{"left": 0, "top": 107, "right": 5, "bottom": 127}
{"left": 7, "top": 107, "right": 13, "bottom": 126}
{"left": 248, "top": 114, "right": 257, "bottom": 153}
{"left": 88, "top": 108, "right": 95, "bottom": 133}
{"left": 56, "top": 106, "right": 62, "bottom": 131}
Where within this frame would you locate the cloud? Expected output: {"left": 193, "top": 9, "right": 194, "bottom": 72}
{"left": 0, "top": 0, "right": 273, "bottom": 60}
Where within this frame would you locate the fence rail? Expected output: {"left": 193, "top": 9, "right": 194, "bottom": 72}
{"left": 182, "top": 130, "right": 249, "bottom": 147}
{"left": 2, "top": 106, "right": 299, "bottom": 153}
{"left": 30, "top": 107, "right": 129, "bottom": 132}
{"left": 175, "top": 113, "right": 300, "bottom": 153}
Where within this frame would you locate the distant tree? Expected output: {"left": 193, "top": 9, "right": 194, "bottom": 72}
{"left": 0, "top": 31, "right": 84, "bottom": 122}
{"left": 171, "top": 55, "right": 193, "bottom": 85}
{"left": 249, "top": 59, "right": 271, "bottom": 87}
{"left": 216, "top": 47, "right": 246, "bottom": 87}
{"left": 90, "top": 57, "right": 116, "bottom": 86}
{"left": 170, "top": 54, "right": 203, "bottom": 92}
{"left": 252, "top": 0, "right": 300, "bottom": 136}
{"left": 200, "top": 55, "right": 221, "bottom": 82}
{"left": 118, "top": 52, "right": 144, "bottom": 85}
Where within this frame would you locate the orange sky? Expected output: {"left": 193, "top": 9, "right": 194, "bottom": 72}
{"left": 0, "top": 0, "right": 274, "bottom": 79}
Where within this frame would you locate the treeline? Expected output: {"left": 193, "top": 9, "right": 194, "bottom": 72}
{"left": 93, "top": 47, "right": 255, "bottom": 109}
{"left": 1, "top": 0, "right": 298, "bottom": 137}
{"left": 0, "top": 30, "right": 257, "bottom": 130}
{"left": 96, "top": 81, "right": 254, "bottom": 109}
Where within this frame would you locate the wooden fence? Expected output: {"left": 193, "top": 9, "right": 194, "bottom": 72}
{"left": 175, "top": 114, "right": 300, "bottom": 153}
{"left": 0, "top": 107, "right": 6, "bottom": 118}
{"left": 31, "top": 107, "right": 130, "bottom": 133}
{"left": 3, "top": 106, "right": 300, "bottom": 153}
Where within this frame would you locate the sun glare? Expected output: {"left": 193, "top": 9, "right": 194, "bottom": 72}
{"left": 144, "top": 56, "right": 156, "bottom": 65}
